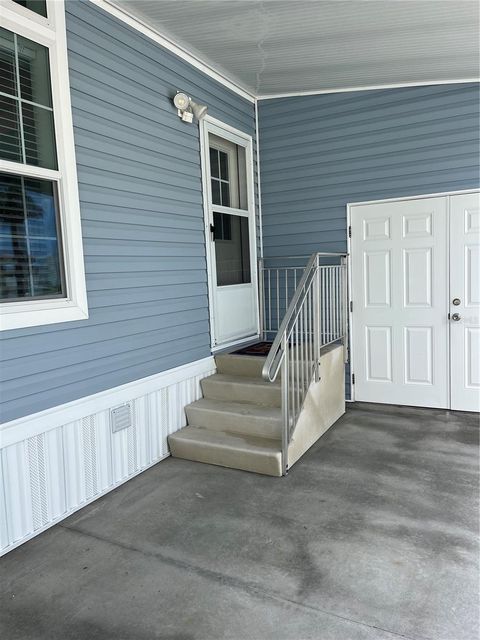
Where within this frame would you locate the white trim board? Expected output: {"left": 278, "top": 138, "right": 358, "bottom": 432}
{"left": 0, "top": 355, "right": 216, "bottom": 555}
{"left": 256, "top": 79, "right": 480, "bottom": 100}
{"left": 0, "top": 356, "right": 215, "bottom": 447}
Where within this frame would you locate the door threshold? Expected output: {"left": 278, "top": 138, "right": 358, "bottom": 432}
{"left": 212, "top": 335, "right": 261, "bottom": 354}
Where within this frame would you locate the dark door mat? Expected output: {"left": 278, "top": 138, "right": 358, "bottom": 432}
{"left": 233, "top": 342, "right": 272, "bottom": 357}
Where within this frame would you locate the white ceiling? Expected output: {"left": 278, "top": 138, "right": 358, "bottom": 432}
{"left": 114, "top": 0, "right": 480, "bottom": 97}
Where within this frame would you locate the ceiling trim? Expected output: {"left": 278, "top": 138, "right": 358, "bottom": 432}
{"left": 89, "top": 0, "right": 256, "bottom": 103}
{"left": 257, "top": 78, "right": 480, "bottom": 101}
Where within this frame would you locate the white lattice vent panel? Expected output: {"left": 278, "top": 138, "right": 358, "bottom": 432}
{"left": 0, "top": 358, "right": 215, "bottom": 555}
{"left": 27, "top": 434, "right": 48, "bottom": 530}
{"left": 110, "top": 403, "right": 133, "bottom": 433}
{"left": 82, "top": 415, "right": 98, "bottom": 499}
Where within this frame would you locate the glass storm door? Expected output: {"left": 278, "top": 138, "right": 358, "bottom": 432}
{"left": 202, "top": 122, "right": 258, "bottom": 348}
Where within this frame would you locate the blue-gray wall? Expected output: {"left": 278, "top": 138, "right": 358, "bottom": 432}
{"left": 258, "top": 83, "right": 479, "bottom": 399}
{"left": 0, "top": 0, "right": 256, "bottom": 423}
{"left": 258, "top": 83, "right": 480, "bottom": 257}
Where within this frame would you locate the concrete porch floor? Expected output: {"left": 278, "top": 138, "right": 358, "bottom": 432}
{"left": 1, "top": 404, "right": 478, "bottom": 640}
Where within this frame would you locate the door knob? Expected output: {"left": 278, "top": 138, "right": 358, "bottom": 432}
{"left": 451, "top": 313, "right": 461, "bottom": 321}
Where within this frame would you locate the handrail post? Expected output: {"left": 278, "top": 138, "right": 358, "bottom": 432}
{"left": 313, "top": 258, "right": 320, "bottom": 383}
{"left": 258, "top": 258, "right": 265, "bottom": 340}
{"left": 281, "top": 333, "right": 289, "bottom": 475}
{"left": 341, "top": 256, "right": 348, "bottom": 364}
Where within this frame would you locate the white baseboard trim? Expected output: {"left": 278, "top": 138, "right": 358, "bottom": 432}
{"left": 0, "top": 356, "right": 216, "bottom": 556}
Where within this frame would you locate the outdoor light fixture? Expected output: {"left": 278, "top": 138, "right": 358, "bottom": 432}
{"left": 173, "top": 91, "right": 208, "bottom": 123}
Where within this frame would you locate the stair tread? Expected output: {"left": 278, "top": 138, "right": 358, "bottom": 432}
{"left": 203, "top": 373, "right": 280, "bottom": 387}
{"left": 169, "top": 425, "right": 281, "bottom": 454}
{"left": 187, "top": 397, "right": 282, "bottom": 419}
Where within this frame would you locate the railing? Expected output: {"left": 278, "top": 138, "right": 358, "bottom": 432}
{"left": 259, "top": 253, "right": 348, "bottom": 475}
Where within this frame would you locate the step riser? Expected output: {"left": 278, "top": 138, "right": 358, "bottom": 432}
{"left": 215, "top": 354, "right": 267, "bottom": 378}
{"left": 201, "top": 378, "right": 281, "bottom": 407}
{"left": 169, "top": 438, "right": 282, "bottom": 477}
{"left": 185, "top": 405, "right": 282, "bottom": 439}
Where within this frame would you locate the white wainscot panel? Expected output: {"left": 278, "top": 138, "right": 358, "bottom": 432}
{"left": 366, "top": 326, "right": 392, "bottom": 382}
{"left": 363, "top": 250, "right": 391, "bottom": 307}
{"left": 403, "top": 248, "right": 432, "bottom": 307}
{"left": 402, "top": 212, "right": 433, "bottom": 237}
{"left": 404, "top": 327, "right": 433, "bottom": 385}
{"left": 0, "top": 357, "right": 215, "bottom": 555}
{"left": 363, "top": 216, "right": 390, "bottom": 240}
{"left": 465, "top": 328, "right": 480, "bottom": 389}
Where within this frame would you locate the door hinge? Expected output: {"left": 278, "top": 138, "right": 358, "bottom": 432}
{"left": 348, "top": 225, "right": 352, "bottom": 238}
{"left": 352, "top": 373, "right": 355, "bottom": 385}
{"left": 350, "top": 300, "right": 353, "bottom": 312}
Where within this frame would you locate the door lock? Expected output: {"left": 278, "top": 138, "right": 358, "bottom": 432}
{"left": 451, "top": 313, "right": 461, "bottom": 321}
{"left": 452, "top": 298, "right": 461, "bottom": 306}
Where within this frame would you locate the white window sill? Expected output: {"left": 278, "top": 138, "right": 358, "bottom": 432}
{"left": 0, "top": 299, "right": 89, "bottom": 331}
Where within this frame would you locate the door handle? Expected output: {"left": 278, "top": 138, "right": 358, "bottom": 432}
{"left": 451, "top": 313, "right": 461, "bottom": 321}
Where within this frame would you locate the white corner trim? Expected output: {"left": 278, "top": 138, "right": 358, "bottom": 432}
{"left": 0, "top": 356, "right": 215, "bottom": 447}
{"left": 255, "top": 100, "right": 264, "bottom": 258}
{"left": 257, "top": 78, "right": 480, "bottom": 101}
{"left": 88, "top": 0, "right": 255, "bottom": 103}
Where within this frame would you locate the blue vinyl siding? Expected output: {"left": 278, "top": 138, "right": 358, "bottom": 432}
{"left": 258, "top": 83, "right": 480, "bottom": 257}
{"left": 258, "top": 83, "right": 480, "bottom": 398}
{"left": 0, "top": 0, "right": 256, "bottom": 423}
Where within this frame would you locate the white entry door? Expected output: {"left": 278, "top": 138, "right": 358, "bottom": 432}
{"left": 450, "top": 193, "right": 480, "bottom": 411}
{"left": 201, "top": 118, "right": 259, "bottom": 349}
{"left": 351, "top": 191, "right": 480, "bottom": 411}
{"left": 351, "top": 196, "right": 449, "bottom": 408}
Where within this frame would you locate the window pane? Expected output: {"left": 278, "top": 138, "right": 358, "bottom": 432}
{"left": 0, "top": 29, "right": 16, "bottom": 96}
{"left": 30, "top": 238, "right": 62, "bottom": 296}
{"left": 214, "top": 213, "right": 251, "bottom": 286}
{"left": 0, "top": 172, "right": 65, "bottom": 302}
{"left": 219, "top": 150, "right": 229, "bottom": 181}
{"left": 0, "top": 28, "right": 57, "bottom": 170}
{"left": 211, "top": 178, "right": 221, "bottom": 206}
{"left": 12, "top": 1, "right": 47, "bottom": 18}
{"left": 209, "top": 147, "right": 219, "bottom": 178}
{"left": 0, "top": 173, "right": 25, "bottom": 236}
{"left": 0, "top": 95, "right": 22, "bottom": 163}
{"left": 24, "top": 178, "right": 57, "bottom": 238}
{"left": 221, "top": 182, "right": 230, "bottom": 207}
{"left": 17, "top": 34, "right": 52, "bottom": 107}
{"left": 22, "top": 103, "right": 57, "bottom": 169}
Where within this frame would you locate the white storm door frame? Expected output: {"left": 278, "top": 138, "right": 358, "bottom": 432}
{"left": 347, "top": 188, "right": 480, "bottom": 409}
{"left": 199, "top": 115, "right": 259, "bottom": 350}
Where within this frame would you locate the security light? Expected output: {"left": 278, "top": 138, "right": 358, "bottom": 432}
{"left": 173, "top": 91, "right": 207, "bottom": 123}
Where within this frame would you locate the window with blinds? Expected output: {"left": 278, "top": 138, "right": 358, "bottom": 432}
{"left": 0, "top": 1, "right": 88, "bottom": 330}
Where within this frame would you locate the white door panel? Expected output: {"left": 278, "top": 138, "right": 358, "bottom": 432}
{"left": 450, "top": 193, "right": 480, "bottom": 411}
{"left": 352, "top": 197, "right": 449, "bottom": 408}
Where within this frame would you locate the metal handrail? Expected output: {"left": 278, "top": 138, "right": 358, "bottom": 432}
{"left": 262, "top": 253, "right": 318, "bottom": 383}
{"left": 259, "top": 252, "right": 348, "bottom": 475}
{"left": 261, "top": 253, "right": 346, "bottom": 382}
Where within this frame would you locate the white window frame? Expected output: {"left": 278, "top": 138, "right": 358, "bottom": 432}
{"left": 0, "top": 0, "right": 88, "bottom": 330}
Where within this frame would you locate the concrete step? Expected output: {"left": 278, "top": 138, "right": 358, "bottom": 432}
{"left": 185, "top": 398, "right": 282, "bottom": 439}
{"left": 215, "top": 353, "right": 267, "bottom": 378}
{"left": 168, "top": 426, "right": 282, "bottom": 476}
{"left": 201, "top": 373, "right": 281, "bottom": 407}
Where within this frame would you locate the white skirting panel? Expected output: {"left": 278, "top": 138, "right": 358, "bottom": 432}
{"left": 0, "top": 356, "right": 216, "bottom": 556}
